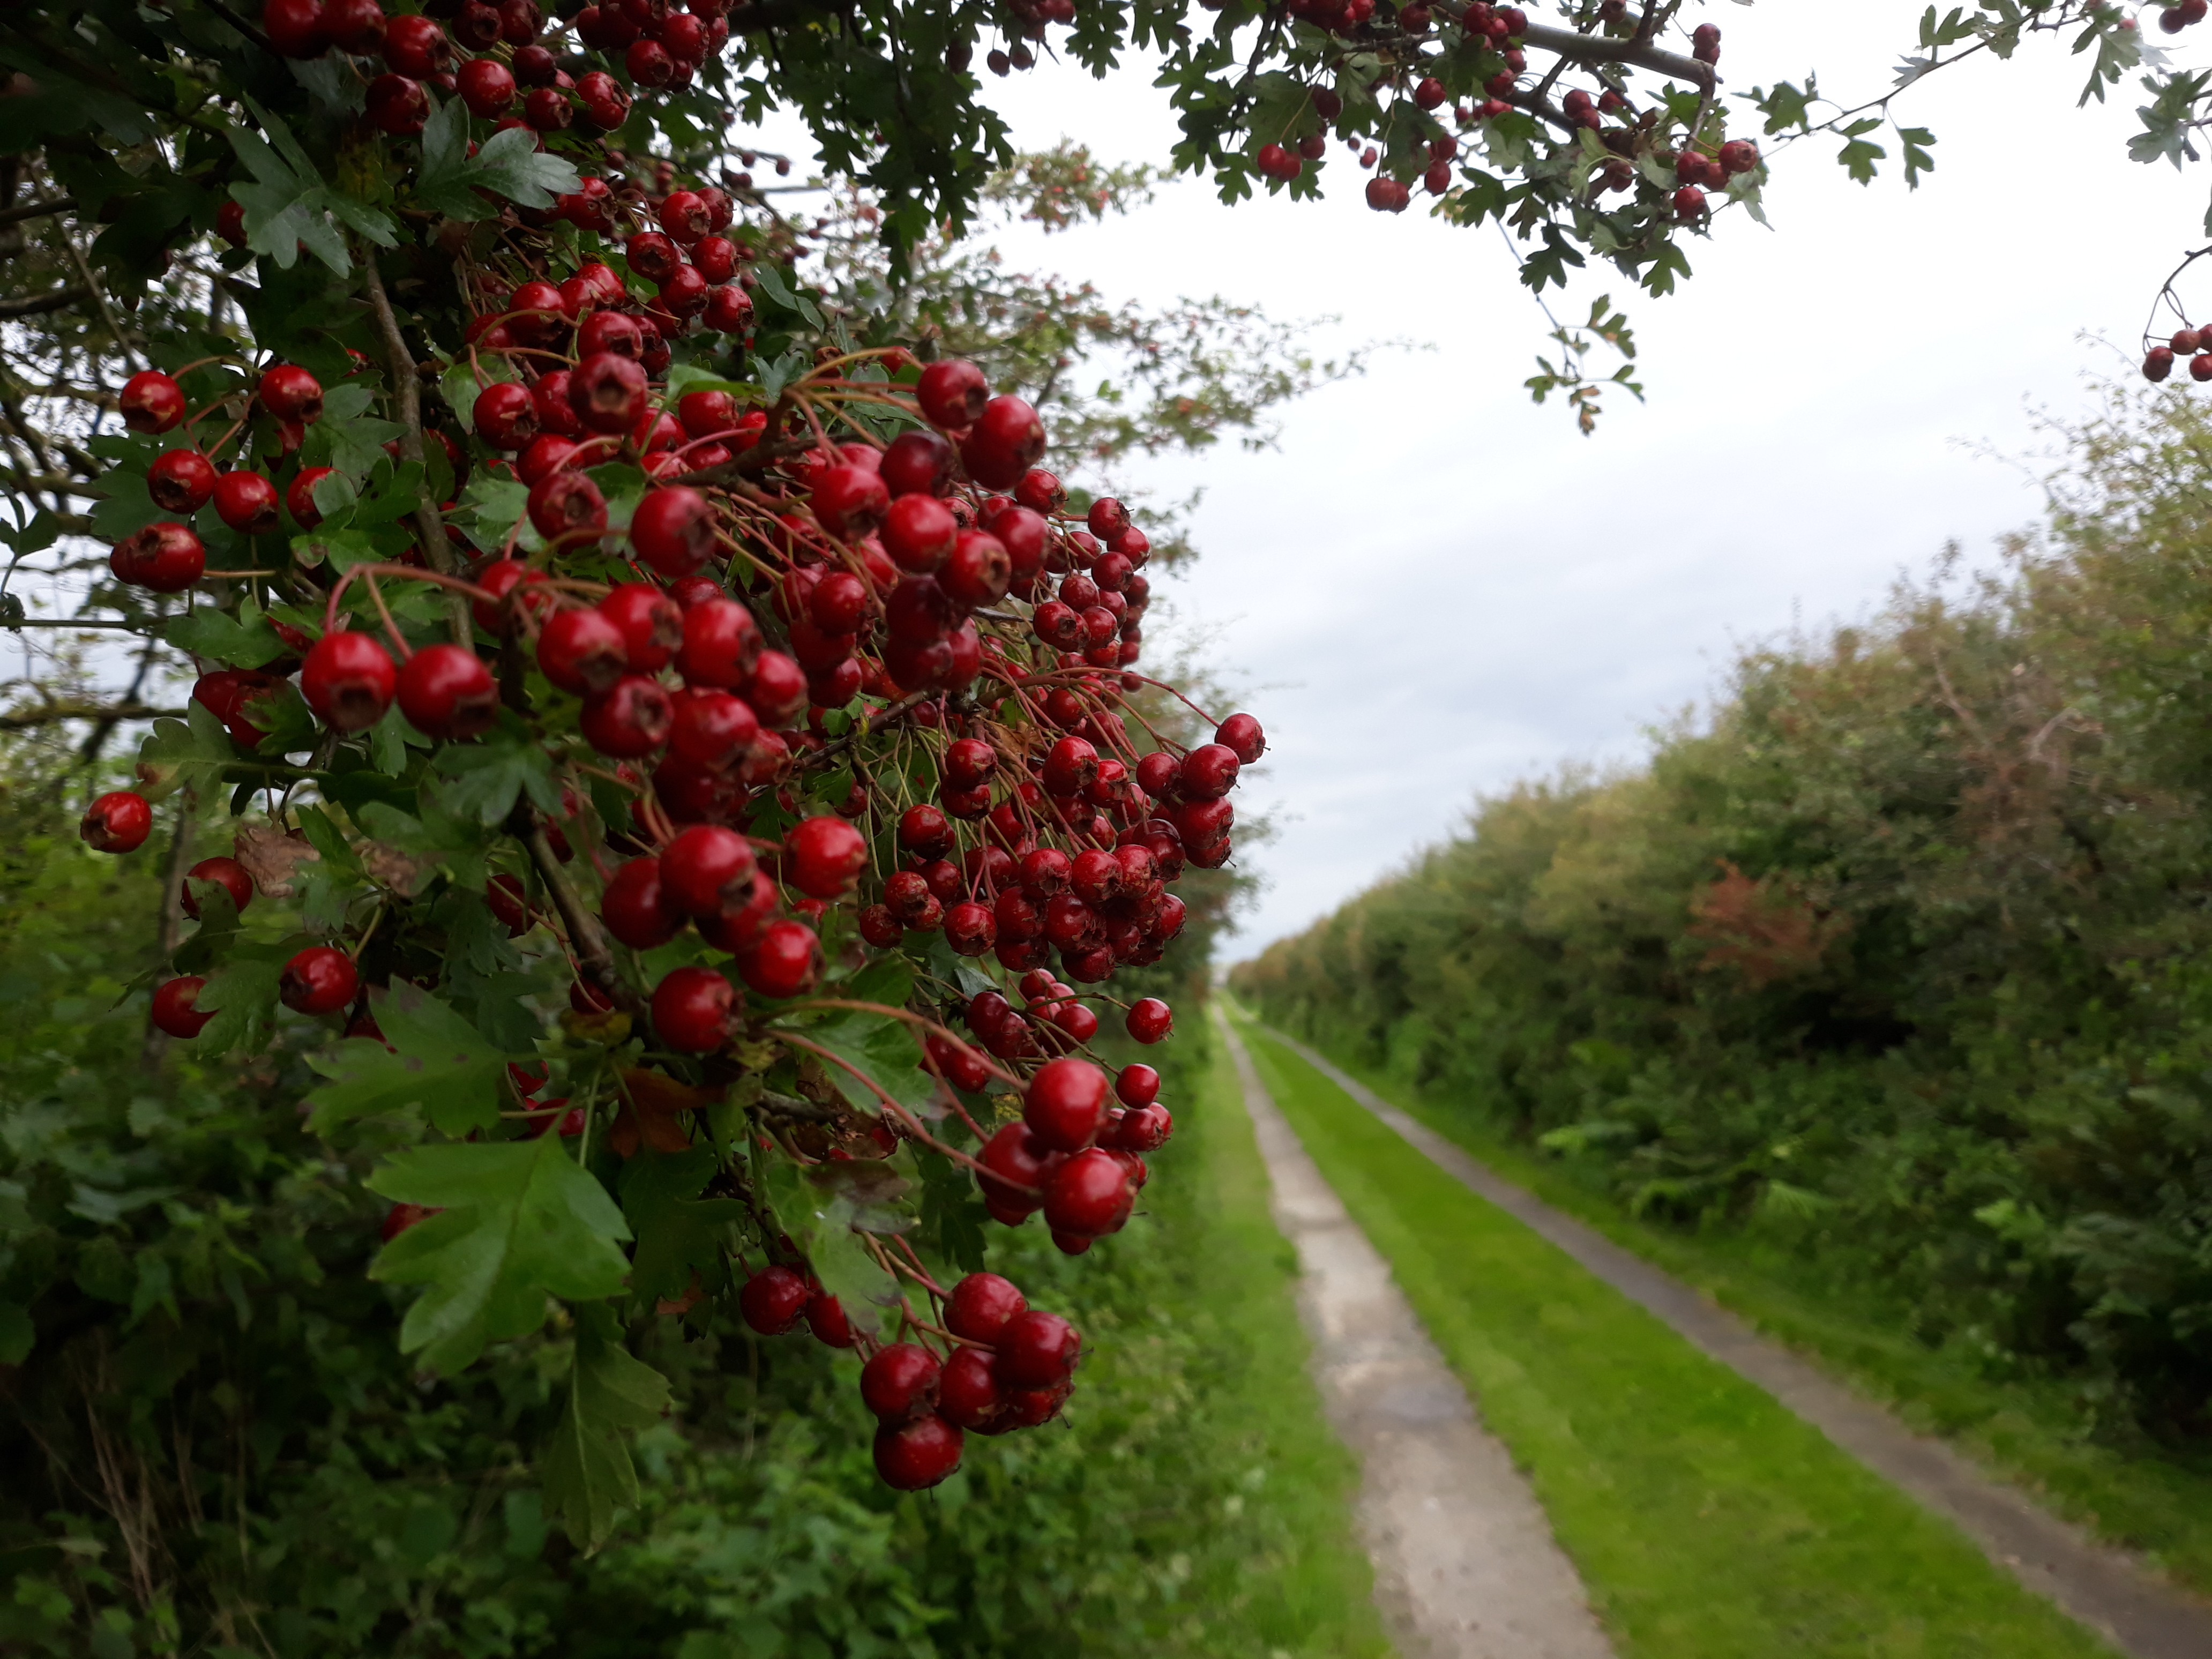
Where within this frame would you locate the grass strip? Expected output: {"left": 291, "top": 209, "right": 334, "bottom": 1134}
{"left": 1232, "top": 1011, "right": 2118, "bottom": 1659}
{"left": 1276, "top": 1021, "right": 2212, "bottom": 1601}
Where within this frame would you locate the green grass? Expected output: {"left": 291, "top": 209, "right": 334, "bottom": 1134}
{"left": 1228, "top": 1008, "right": 2119, "bottom": 1659}
{"left": 1268, "top": 1019, "right": 2212, "bottom": 1603}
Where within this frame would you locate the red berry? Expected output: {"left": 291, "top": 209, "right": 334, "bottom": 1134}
{"left": 487, "top": 874, "right": 532, "bottom": 936}
{"left": 119, "top": 370, "right": 185, "bottom": 435}
{"left": 599, "top": 583, "right": 684, "bottom": 671}
{"left": 1179, "top": 742, "right": 1240, "bottom": 800}
{"left": 182, "top": 855, "right": 255, "bottom": 920}
{"left": 325, "top": 0, "right": 386, "bottom": 50}
{"left": 1024, "top": 1057, "right": 1109, "bottom": 1152}
{"left": 148, "top": 448, "right": 218, "bottom": 513}
{"left": 631, "top": 484, "right": 718, "bottom": 576}
{"left": 383, "top": 11, "right": 450, "bottom": 73}
{"left": 882, "top": 492, "right": 956, "bottom": 574}
{"left": 1115, "top": 1103, "right": 1172, "bottom": 1152}
{"left": 739, "top": 1264, "right": 811, "bottom": 1334}
{"left": 1125, "top": 997, "right": 1172, "bottom": 1043}
{"left": 652, "top": 964, "right": 737, "bottom": 1051}
{"left": 569, "top": 351, "right": 649, "bottom": 435}
{"left": 109, "top": 521, "right": 205, "bottom": 591}
{"left": 471, "top": 558, "right": 551, "bottom": 633}
{"left": 527, "top": 470, "right": 609, "bottom": 545}
{"left": 301, "top": 630, "right": 398, "bottom": 731}
{"left": 940, "top": 528, "right": 1011, "bottom": 607}
{"left": 286, "top": 466, "right": 339, "bottom": 528}
{"left": 1214, "top": 712, "right": 1265, "bottom": 763}
{"left": 263, "top": 0, "right": 329, "bottom": 56}
{"left": 580, "top": 674, "right": 674, "bottom": 757}
{"left": 81, "top": 790, "right": 154, "bottom": 853}
{"left": 366, "top": 70, "right": 429, "bottom": 131}
{"left": 213, "top": 469, "right": 280, "bottom": 535}
{"left": 807, "top": 1291, "right": 856, "bottom": 1348}
{"left": 658, "top": 189, "right": 711, "bottom": 244}
{"left": 881, "top": 430, "right": 956, "bottom": 496}
{"left": 535, "top": 605, "right": 629, "bottom": 694}
{"left": 1116, "top": 1064, "right": 1160, "bottom": 1108}
{"left": 280, "top": 945, "right": 358, "bottom": 1014}
{"left": 737, "top": 918, "right": 821, "bottom": 997}
{"left": 785, "top": 814, "right": 868, "bottom": 896}
{"left": 997, "top": 1309, "right": 1080, "bottom": 1388}
{"left": 916, "top": 359, "right": 990, "bottom": 429}
{"left": 873, "top": 1414, "right": 963, "bottom": 1490}
{"left": 660, "top": 823, "right": 759, "bottom": 916}
{"left": 258, "top": 364, "right": 324, "bottom": 424}
{"left": 1043, "top": 1147, "right": 1136, "bottom": 1238}
{"left": 457, "top": 54, "right": 517, "bottom": 115}
{"left": 473, "top": 380, "right": 540, "bottom": 450}
{"left": 959, "top": 395, "right": 1045, "bottom": 490}
{"left": 811, "top": 464, "right": 890, "bottom": 540}
{"left": 936, "top": 1346, "right": 1005, "bottom": 1430}
{"left": 602, "top": 856, "right": 684, "bottom": 949}
{"left": 860, "top": 1342, "right": 942, "bottom": 1422}
{"left": 675, "top": 597, "right": 762, "bottom": 688}
{"left": 1672, "top": 184, "right": 1707, "bottom": 221}
{"left": 152, "top": 975, "right": 216, "bottom": 1039}
{"left": 2146, "top": 346, "right": 2177, "bottom": 382}
{"left": 398, "top": 643, "right": 499, "bottom": 741}
{"left": 945, "top": 1271, "right": 1026, "bottom": 1342}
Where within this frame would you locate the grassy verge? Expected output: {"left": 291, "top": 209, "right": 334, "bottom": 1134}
{"left": 1266, "top": 1019, "right": 2212, "bottom": 1602}
{"left": 1229, "top": 1010, "right": 2118, "bottom": 1659}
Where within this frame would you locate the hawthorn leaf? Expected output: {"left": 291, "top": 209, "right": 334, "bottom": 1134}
{"left": 305, "top": 982, "right": 518, "bottom": 1135}
{"left": 367, "top": 1133, "right": 633, "bottom": 1374}
{"left": 136, "top": 700, "right": 239, "bottom": 802}
{"left": 227, "top": 98, "right": 397, "bottom": 274}
{"left": 416, "top": 103, "right": 583, "bottom": 220}
{"left": 431, "top": 711, "right": 564, "bottom": 826}
{"left": 619, "top": 1147, "right": 748, "bottom": 1306}
{"left": 542, "top": 1306, "right": 672, "bottom": 1550}
{"left": 164, "top": 602, "right": 291, "bottom": 669}
{"left": 917, "top": 1148, "right": 990, "bottom": 1273}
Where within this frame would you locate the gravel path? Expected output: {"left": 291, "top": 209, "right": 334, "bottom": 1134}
{"left": 1217, "top": 1010, "right": 1618, "bottom": 1659}
{"left": 1249, "top": 1017, "right": 2212, "bottom": 1659}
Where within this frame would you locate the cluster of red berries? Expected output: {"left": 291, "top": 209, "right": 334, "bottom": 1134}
{"left": 256, "top": 0, "right": 708, "bottom": 137}
{"left": 2161, "top": 0, "right": 2208, "bottom": 30}
{"left": 2141, "top": 324, "right": 2212, "bottom": 383}
{"left": 85, "top": 0, "right": 1264, "bottom": 1495}
{"left": 741, "top": 1265, "right": 1082, "bottom": 1490}
{"left": 1246, "top": 7, "right": 1748, "bottom": 218}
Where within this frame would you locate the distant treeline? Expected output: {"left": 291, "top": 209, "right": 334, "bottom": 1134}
{"left": 1232, "top": 388, "right": 2212, "bottom": 1441}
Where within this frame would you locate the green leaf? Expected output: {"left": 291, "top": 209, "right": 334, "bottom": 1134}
{"left": 619, "top": 1147, "right": 748, "bottom": 1306}
{"left": 453, "top": 474, "right": 535, "bottom": 555}
{"left": 88, "top": 467, "right": 162, "bottom": 542}
{"left": 431, "top": 711, "right": 564, "bottom": 826}
{"left": 191, "top": 949, "right": 287, "bottom": 1057}
{"left": 917, "top": 1148, "right": 989, "bottom": 1273}
{"left": 774, "top": 1003, "right": 930, "bottom": 1118}
{"left": 136, "top": 700, "right": 238, "bottom": 801}
{"left": 368, "top": 1134, "right": 633, "bottom": 1374}
{"left": 305, "top": 982, "right": 518, "bottom": 1135}
{"left": 163, "top": 604, "right": 292, "bottom": 670}
{"left": 542, "top": 1306, "right": 672, "bottom": 1550}
{"left": 227, "top": 98, "right": 397, "bottom": 275}
{"left": 415, "top": 102, "right": 584, "bottom": 220}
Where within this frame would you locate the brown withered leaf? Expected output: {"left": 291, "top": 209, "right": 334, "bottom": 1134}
{"left": 359, "top": 841, "right": 429, "bottom": 896}
{"left": 233, "top": 825, "right": 319, "bottom": 898}
{"left": 619, "top": 1066, "right": 718, "bottom": 1116}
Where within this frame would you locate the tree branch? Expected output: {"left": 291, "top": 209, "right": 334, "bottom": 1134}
{"left": 0, "top": 284, "right": 91, "bottom": 320}
{"left": 0, "top": 193, "right": 74, "bottom": 229}
{"left": 358, "top": 248, "right": 473, "bottom": 647}
{"left": 1518, "top": 21, "right": 1715, "bottom": 93}
{"left": 520, "top": 813, "right": 646, "bottom": 1018}
{"left": 0, "top": 701, "right": 185, "bottom": 731}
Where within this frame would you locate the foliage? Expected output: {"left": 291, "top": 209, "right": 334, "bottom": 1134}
{"left": 1234, "top": 382, "right": 2212, "bottom": 1443}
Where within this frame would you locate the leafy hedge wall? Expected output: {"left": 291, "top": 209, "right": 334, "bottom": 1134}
{"left": 0, "top": 732, "right": 1298, "bottom": 1657}
{"left": 1233, "top": 387, "right": 2212, "bottom": 1442}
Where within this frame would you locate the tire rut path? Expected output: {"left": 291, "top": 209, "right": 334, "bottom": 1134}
{"left": 1217, "top": 1009, "right": 1617, "bottom": 1659}
{"left": 1247, "top": 1015, "right": 2212, "bottom": 1659}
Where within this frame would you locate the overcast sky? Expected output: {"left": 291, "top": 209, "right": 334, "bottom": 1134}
{"left": 891, "top": 2, "right": 2212, "bottom": 954}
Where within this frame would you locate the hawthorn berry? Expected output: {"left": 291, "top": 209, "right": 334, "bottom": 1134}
{"left": 676, "top": 598, "right": 763, "bottom": 687}
{"left": 301, "top": 631, "right": 397, "bottom": 731}
{"left": 806, "top": 1292, "right": 856, "bottom": 1348}
{"left": 652, "top": 964, "right": 737, "bottom": 1051}
{"left": 786, "top": 814, "right": 868, "bottom": 896}
{"left": 661, "top": 824, "right": 759, "bottom": 916}
{"left": 110, "top": 522, "right": 206, "bottom": 593}
{"left": 119, "top": 370, "right": 185, "bottom": 435}
{"left": 81, "top": 790, "right": 154, "bottom": 853}
{"left": 580, "top": 674, "right": 674, "bottom": 757}
{"left": 148, "top": 448, "right": 218, "bottom": 514}
{"left": 213, "top": 470, "right": 281, "bottom": 535}
{"left": 860, "top": 1343, "right": 941, "bottom": 1423}
{"left": 1125, "top": 998, "right": 1173, "bottom": 1043}
{"left": 398, "top": 644, "right": 499, "bottom": 741}
{"left": 603, "top": 857, "right": 684, "bottom": 948}
{"left": 945, "top": 1271, "right": 1026, "bottom": 1342}
{"left": 536, "top": 606, "right": 629, "bottom": 694}
{"left": 917, "top": 358, "right": 989, "bottom": 429}
{"left": 936, "top": 1347, "right": 1005, "bottom": 1431}
{"left": 280, "top": 946, "right": 358, "bottom": 1015}
{"left": 739, "top": 1264, "right": 811, "bottom": 1334}
{"left": 182, "top": 856, "right": 255, "bottom": 920}
{"left": 152, "top": 975, "right": 216, "bottom": 1039}
{"left": 1025, "top": 1056, "right": 1110, "bottom": 1151}
{"left": 737, "top": 919, "right": 821, "bottom": 997}
{"left": 873, "top": 1414, "right": 963, "bottom": 1490}
{"left": 599, "top": 583, "right": 684, "bottom": 670}
{"left": 997, "top": 1309, "right": 1080, "bottom": 1388}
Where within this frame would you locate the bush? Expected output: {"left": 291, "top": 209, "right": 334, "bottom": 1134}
{"left": 1233, "top": 384, "right": 2212, "bottom": 1443}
